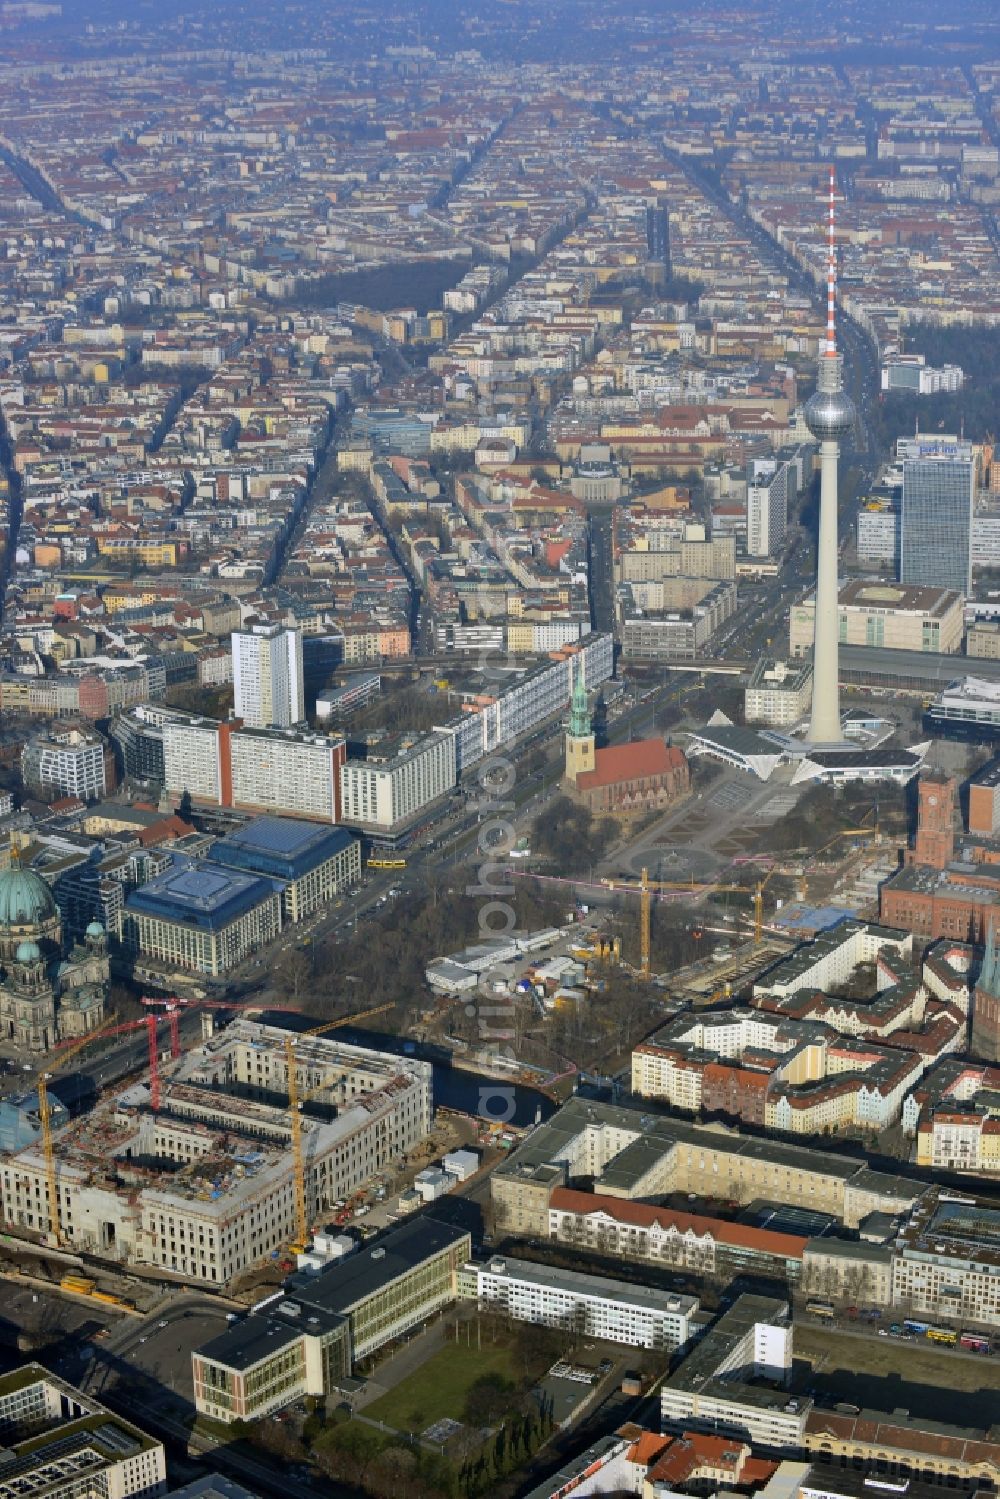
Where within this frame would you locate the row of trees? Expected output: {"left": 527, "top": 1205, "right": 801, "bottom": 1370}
{"left": 313, "top": 1422, "right": 460, "bottom": 1499}
{"left": 531, "top": 795, "right": 619, "bottom": 872}
{"left": 303, "top": 1320, "right": 565, "bottom": 1499}
{"left": 270, "top": 872, "right": 573, "bottom": 1016}
{"left": 307, "top": 1395, "right": 556, "bottom": 1499}
{"left": 459, "top": 1395, "right": 555, "bottom": 1497}
{"left": 339, "top": 684, "right": 457, "bottom": 736}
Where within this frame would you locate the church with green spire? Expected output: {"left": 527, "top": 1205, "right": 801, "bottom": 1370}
{"left": 565, "top": 669, "right": 596, "bottom": 783}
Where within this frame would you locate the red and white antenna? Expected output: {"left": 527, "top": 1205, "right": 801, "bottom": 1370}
{"left": 825, "top": 165, "right": 838, "bottom": 358}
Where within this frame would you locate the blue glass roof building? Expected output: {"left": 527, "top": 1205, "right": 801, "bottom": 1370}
{"left": 126, "top": 861, "right": 277, "bottom": 931}
{"left": 124, "top": 858, "right": 285, "bottom": 976}
{"left": 210, "top": 817, "right": 356, "bottom": 882}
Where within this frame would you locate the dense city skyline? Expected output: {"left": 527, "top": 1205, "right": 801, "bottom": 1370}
{"left": 0, "top": 5, "right": 1000, "bottom": 1499}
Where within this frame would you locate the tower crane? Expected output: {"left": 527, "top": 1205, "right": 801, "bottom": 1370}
{"left": 623, "top": 812, "right": 883, "bottom": 976}
{"left": 282, "top": 1003, "right": 395, "bottom": 1252}
{"left": 618, "top": 867, "right": 766, "bottom": 979}
{"left": 305, "top": 1005, "right": 393, "bottom": 1038}
{"left": 36, "top": 992, "right": 394, "bottom": 1251}
{"left": 38, "top": 1021, "right": 116, "bottom": 1246}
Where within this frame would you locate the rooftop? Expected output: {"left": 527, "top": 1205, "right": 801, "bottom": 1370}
{"left": 663, "top": 1294, "right": 801, "bottom": 1415}
{"left": 494, "top": 1096, "right": 918, "bottom": 1208}
{"left": 210, "top": 818, "right": 356, "bottom": 881}
{"left": 476, "top": 1252, "right": 700, "bottom": 1316}
{"left": 124, "top": 857, "right": 277, "bottom": 930}
{"left": 837, "top": 579, "right": 962, "bottom": 616}
{"left": 198, "top": 1217, "right": 470, "bottom": 1371}
{"left": 576, "top": 737, "right": 685, "bottom": 790}
{"left": 969, "top": 755, "right": 1000, "bottom": 791}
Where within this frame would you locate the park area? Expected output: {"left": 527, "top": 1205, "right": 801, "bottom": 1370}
{"left": 308, "top": 1319, "right": 567, "bottom": 1499}
{"left": 364, "top": 1340, "right": 520, "bottom": 1435}
{"left": 791, "top": 1326, "right": 1000, "bottom": 1428}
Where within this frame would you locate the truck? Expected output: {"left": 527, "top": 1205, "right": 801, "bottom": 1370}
{"left": 60, "top": 1275, "right": 96, "bottom": 1296}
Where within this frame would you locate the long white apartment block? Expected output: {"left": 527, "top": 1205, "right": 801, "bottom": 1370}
{"left": 162, "top": 712, "right": 228, "bottom": 803}
{"left": 339, "top": 730, "right": 456, "bottom": 833}
{"left": 229, "top": 726, "right": 344, "bottom": 823}
{"left": 468, "top": 1254, "right": 697, "bottom": 1350}
{"left": 161, "top": 712, "right": 346, "bottom": 823}
{"left": 441, "top": 631, "right": 614, "bottom": 774}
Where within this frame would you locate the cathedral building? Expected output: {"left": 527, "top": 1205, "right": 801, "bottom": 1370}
{"left": 0, "top": 859, "right": 109, "bottom": 1055}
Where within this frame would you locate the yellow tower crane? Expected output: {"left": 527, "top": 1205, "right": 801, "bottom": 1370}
{"left": 284, "top": 1036, "right": 307, "bottom": 1256}
{"left": 285, "top": 1002, "right": 395, "bottom": 1252}
{"left": 611, "top": 869, "right": 774, "bottom": 977}
{"left": 627, "top": 813, "right": 882, "bottom": 974}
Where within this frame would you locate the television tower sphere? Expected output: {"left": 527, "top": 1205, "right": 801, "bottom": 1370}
{"left": 804, "top": 385, "right": 856, "bottom": 442}
{"left": 804, "top": 352, "right": 855, "bottom": 443}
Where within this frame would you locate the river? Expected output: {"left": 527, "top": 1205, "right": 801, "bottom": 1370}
{"left": 259, "top": 1014, "right": 556, "bottom": 1129}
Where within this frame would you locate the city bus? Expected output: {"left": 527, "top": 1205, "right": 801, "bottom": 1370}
{"left": 805, "top": 1302, "right": 835, "bottom": 1319}
{"left": 925, "top": 1326, "right": 957, "bottom": 1345}
{"left": 960, "top": 1331, "right": 991, "bottom": 1353}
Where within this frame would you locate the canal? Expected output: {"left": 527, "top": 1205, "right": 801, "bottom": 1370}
{"left": 259, "top": 1014, "right": 556, "bottom": 1129}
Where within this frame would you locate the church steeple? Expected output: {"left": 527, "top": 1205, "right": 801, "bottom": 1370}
{"left": 972, "top": 918, "right": 1000, "bottom": 1063}
{"left": 981, "top": 920, "right": 1000, "bottom": 999}
{"left": 565, "top": 664, "right": 596, "bottom": 785}
{"left": 569, "top": 672, "right": 592, "bottom": 739}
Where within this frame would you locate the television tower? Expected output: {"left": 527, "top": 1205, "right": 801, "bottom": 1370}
{"left": 805, "top": 167, "right": 855, "bottom": 746}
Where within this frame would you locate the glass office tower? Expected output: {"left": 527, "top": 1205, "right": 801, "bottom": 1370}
{"left": 900, "top": 446, "right": 975, "bottom": 597}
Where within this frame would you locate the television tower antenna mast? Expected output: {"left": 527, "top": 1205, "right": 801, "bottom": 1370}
{"left": 805, "top": 166, "right": 856, "bottom": 747}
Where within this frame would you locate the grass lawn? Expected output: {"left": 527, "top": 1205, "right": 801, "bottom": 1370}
{"left": 364, "top": 1341, "right": 519, "bottom": 1434}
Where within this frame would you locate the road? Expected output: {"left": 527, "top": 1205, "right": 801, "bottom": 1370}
{"left": 0, "top": 397, "right": 21, "bottom": 625}
{"left": 588, "top": 508, "right": 615, "bottom": 633}
{"left": 76, "top": 1291, "right": 233, "bottom": 1403}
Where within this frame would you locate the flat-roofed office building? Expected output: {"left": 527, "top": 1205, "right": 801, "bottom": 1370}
{"left": 193, "top": 1218, "right": 470, "bottom": 1422}
{"left": 0, "top": 1365, "right": 166, "bottom": 1499}
{"left": 124, "top": 859, "right": 282, "bottom": 976}
{"left": 210, "top": 818, "right": 360, "bottom": 922}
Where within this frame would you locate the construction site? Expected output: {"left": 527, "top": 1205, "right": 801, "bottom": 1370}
{"left": 0, "top": 1010, "right": 433, "bottom": 1286}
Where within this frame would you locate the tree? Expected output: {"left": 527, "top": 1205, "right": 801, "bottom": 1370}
{"left": 315, "top": 1421, "right": 383, "bottom": 1487}
{"left": 462, "top": 1372, "right": 517, "bottom": 1427}
{"left": 177, "top": 788, "right": 193, "bottom": 823}
{"left": 492, "top": 1425, "right": 507, "bottom": 1475}
{"left": 531, "top": 795, "right": 619, "bottom": 873}
{"left": 274, "top": 947, "right": 311, "bottom": 1003}
{"left": 370, "top": 1442, "right": 418, "bottom": 1498}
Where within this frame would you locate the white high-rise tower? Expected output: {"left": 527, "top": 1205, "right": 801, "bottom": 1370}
{"left": 232, "top": 623, "right": 304, "bottom": 728}
{"left": 804, "top": 167, "right": 856, "bottom": 746}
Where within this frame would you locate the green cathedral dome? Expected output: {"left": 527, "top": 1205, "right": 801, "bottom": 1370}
{"left": 0, "top": 866, "right": 58, "bottom": 930}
